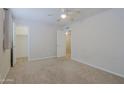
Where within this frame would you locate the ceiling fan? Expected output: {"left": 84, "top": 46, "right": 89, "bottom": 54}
{"left": 47, "top": 8, "right": 80, "bottom": 23}
{"left": 56, "top": 8, "right": 81, "bottom": 22}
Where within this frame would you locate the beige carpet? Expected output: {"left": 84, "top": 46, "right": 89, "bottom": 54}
{"left": 4, "top": 57, "right": 124, "bottom": 84}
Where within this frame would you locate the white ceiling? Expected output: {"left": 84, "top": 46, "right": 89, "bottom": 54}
{"left": 11, "top": 8, "right": 110, "bottom": 27}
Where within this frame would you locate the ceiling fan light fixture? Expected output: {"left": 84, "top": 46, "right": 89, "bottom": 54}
{"left": 61, "top": 14, "right": 67, "bottom": 19}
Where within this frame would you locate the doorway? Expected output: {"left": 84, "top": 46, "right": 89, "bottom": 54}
{"left": 15, "top": 26, "right": 29, "bottom": 62}
{"left": 12, "top": 25, "right": 29, "bottom": 66}
{"left": 57, "top": 30, "right": 71, "bottom": 59}
{"left": 65, "top": 31, "right": 71, "bottom": 59}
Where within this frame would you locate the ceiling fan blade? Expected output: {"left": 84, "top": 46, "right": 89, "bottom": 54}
{"left": 75, "top": 10, "right": 81, "bottom": 14}
{"left": 48, "top": 14, "right": 53, "bottom": 16}
{"left": 57, "top": 18, "right": 61, "bottom": 22}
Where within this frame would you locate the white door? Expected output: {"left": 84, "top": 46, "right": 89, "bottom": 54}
{"left": 57, "top": 30, "right": 66, "bottom": 57}
{"left": 12, "top": 22, "right": 16, "bottom": 65}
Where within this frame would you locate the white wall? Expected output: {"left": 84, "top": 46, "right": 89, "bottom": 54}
{"left": 0, "top": 9, "right": 11, "bottom": 83}
{"left": 29, "top": 22, "right": 57, "bottom": 60}
{"left": 15, "top": 21, "right": 58, "bottom": 60}
{"left": 16, "top": 26, "right": 28, "bottom": 58}
{"left": 71, "top": 9, "right": 124, "bottom": 77}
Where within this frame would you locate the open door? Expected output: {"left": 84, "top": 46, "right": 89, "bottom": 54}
{"left": 11, "top": 22, "right": 16, "bottom": 67}
{"left": 57, "top": 30, "right": 66, "bottom": 57}
{"left": 12, "top": 22, "right": 16, "bottom": 66}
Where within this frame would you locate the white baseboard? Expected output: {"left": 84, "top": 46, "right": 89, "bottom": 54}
{"left": 72, "top": 57, "right": 124, "bottom": 78}
{"left": 29, "top": 56, "right": 57, "bottom": 61}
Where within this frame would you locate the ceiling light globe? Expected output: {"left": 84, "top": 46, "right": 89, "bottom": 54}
{"left": 61, "top": 14, "right": 67, "bottom": 19}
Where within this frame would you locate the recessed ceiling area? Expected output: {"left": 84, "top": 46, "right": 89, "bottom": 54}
{"left": 11, "top": 8, "right": 110, "bottom": 27}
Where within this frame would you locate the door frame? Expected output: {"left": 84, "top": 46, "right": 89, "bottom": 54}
{"left": 11, "top": 22, "right": 16, "bottom": 67}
